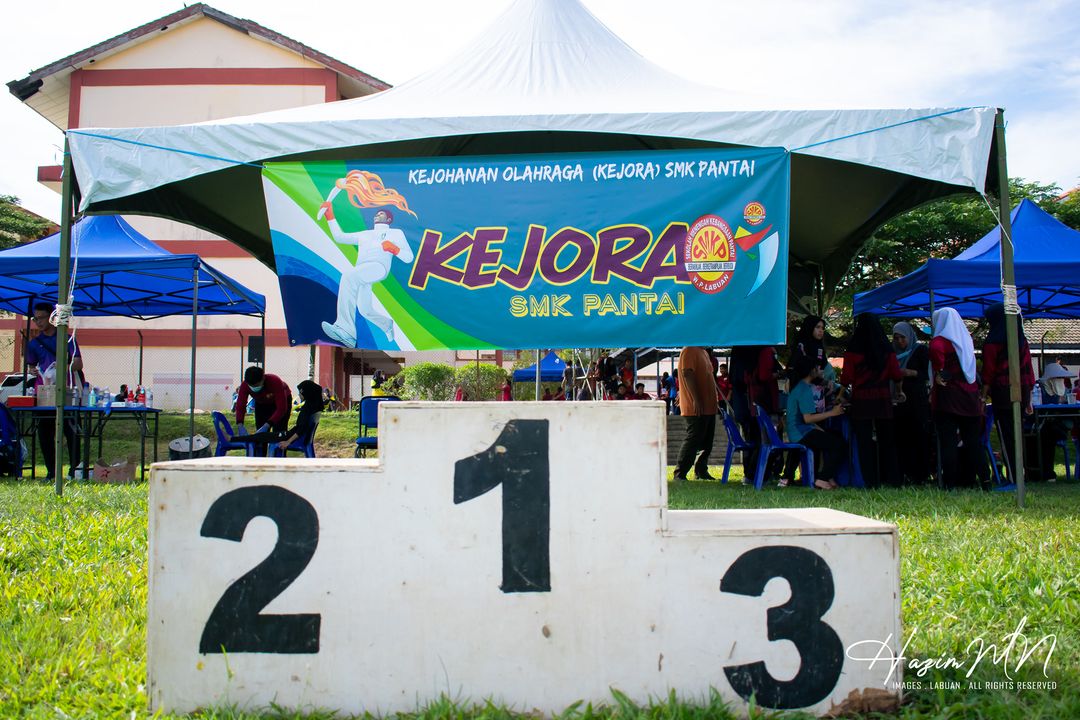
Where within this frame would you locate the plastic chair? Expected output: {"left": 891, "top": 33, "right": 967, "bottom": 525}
{"left": 1057, "top": 436, "right": 1074, "bottom": 482}
{"left": 355, "top": 396, "right": 400, "bottom": 457}
{"left": 719, "top": 407, "right": 754, "bottom": 485}
{"left": 753, "top": 403, "right": 814, "bottom": 490}
{"left": 981, "top": 406, "right": 1006, "bottom": 488}
{"left": 273, "top": 413, "right": 320, "bottom": 458}
{"left": 211, "top": 411, "right": 252, "bottom": 457}
{"left": 0, "top": 404, "right": 24, "bottom": 478}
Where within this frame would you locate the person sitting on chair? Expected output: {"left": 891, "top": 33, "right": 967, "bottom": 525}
{"left": 235, "top": 380, "right": 323, "bottom": 454}
{"left": 786, "top": 355, "right": 846, "bottom": 490}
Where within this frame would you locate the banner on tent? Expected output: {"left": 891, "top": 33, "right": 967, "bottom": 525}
{"left": 262, "top": 148, "right": 790, "bottom": 351}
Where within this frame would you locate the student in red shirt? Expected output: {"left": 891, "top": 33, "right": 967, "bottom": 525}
{"left": 980, "top": 302, "right": 1035, "bottom": 483}
{"left": 716, "top": 362, "right": 733, "bottom": 406}
{"left": 235, "top": 366, "right": 293, "bottom": 455}
{"left": 840, "top": 313, "right": 907, "bottom": 488}
{"left": 930, "top": 308, "right": 987, "bottom": 489}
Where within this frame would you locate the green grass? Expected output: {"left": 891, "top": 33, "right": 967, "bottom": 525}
{"left": 2, "top": 416, "right": 1078, "bottom": 718}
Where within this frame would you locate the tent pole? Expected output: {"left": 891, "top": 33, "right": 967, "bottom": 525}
{"left": 22, "top": 307, "right": 31, "bottom": 392}
{"left": 189, "top": 267, "right": 198, "bottom": 455}
{"left": 928, "top": 289, "right": 943, "bottom": 487}
{"left": 137, "top": 330, "right": 144, "bottom": 386}
{"left": 260, "top": 314, "right": 266, "bottom": 368}
{"left": 54, "top": 138, "right": 75, "bottom": 497}
{"left": 535, "top": 349, "right": 541, "bottom": 401}
{"left": 475, "top": 349, "right": 480, "bottom": 398}
{"left": 994, "top": 109, "right": 1025, "bottom": 508}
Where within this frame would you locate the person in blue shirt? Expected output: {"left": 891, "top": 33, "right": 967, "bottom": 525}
{"left": 24, "top": 302, "right": 82, "bottom": 480}
{"left": 785, "top": 355, "right": 847, "bottom": 489}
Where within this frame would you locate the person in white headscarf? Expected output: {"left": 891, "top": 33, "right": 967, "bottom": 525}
{"left": 892, "top": 321, "right": 931, "bottom": 484}
{"left": 929, "top": 308, "right": 988, "bottom": 489}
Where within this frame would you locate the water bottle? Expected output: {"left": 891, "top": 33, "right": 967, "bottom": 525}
{"left": 145, "top": 388, "right": 154, "bottom": 408}
{"left": 88, "top": 386, "right": 98, "bottom": 407}
{"left": 1032, "top": 383, "right": 1042, "bottom": 406}
{"left": 101, "top": 386, "right": 110, "bottom": 407}
{"left": 137, "top": 386, "right": 146, "bottom": 405}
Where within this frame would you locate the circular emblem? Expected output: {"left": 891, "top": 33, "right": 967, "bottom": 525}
{"left": 684, "top": 215, "right": 736, "bottom": 294}
{"left": 743, "top": 201, "right": 766, "bottom": 226}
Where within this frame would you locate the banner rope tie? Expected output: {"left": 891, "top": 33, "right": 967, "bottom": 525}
{"left": 789, "top": 107, "right": 975, "bottom": 152}
{"left": 67, "top": 130, "right": 265, "bottom": 169}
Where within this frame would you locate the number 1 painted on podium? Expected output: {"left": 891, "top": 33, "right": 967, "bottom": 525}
{"left": 454, "top": 419, "right": 551, "bottom": 593}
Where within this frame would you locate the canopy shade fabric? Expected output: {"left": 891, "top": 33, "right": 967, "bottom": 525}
{"left": 853, "top": 200, "right": 1080, "bottom": 319}
{"left": 0, "top": 215, "right": 265, "bottom": 319}
{"left": 66, "top": 0, "right": 998, "bottom": 304}
{"left": 512, "top": 351, "right": 583, "bottom": 383}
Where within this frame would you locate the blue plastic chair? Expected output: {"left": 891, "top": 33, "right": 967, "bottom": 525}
{"left": 0, "top": 404, "right": 24, "bottom": 478}
{"left": 211, "top": 411, "right": 252, "bottom": 457}
{"left": 355, "top": 396, "right": 399, "bottom": 457}
{"left": 273, "top": 413, "right": 320, "bottom": 458}
{"left": 835, "top": 416, "right": 865, "bottom": 488}
{"left": 719, "top": 408, "right": 754, "bottom": 485}
{"left": 982, "top": 406, "right": 1006, "bottom": 488}
{"left": 1057, "top": 436, "right": 1074, "bottom": 482}
{"left": 753, "top": 403, "right": 814, "bottom": 490}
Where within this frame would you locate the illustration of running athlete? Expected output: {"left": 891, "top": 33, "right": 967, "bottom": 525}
{"left": 318, "top": 170, "right": 416, "bottom": 346}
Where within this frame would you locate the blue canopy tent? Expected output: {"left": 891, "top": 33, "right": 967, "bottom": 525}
{"left": 0, "top": 215, "right": 265, "bottom": 319}
{"left": 512, "top": 351, "right": 583, "bottom": 383}
{"left": 853, "top": 200, "right": 1080, "bottom": 318}
{"left": 0, "top": 215, "right": 266, "bottom": 465}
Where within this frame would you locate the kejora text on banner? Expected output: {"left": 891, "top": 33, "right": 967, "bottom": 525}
{"left": 262, "top": 148, "right": 790, "bottom": 351}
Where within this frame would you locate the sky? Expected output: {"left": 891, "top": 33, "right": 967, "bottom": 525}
{"left": 2, "top": 0, "right": 1078, "bottom": 223}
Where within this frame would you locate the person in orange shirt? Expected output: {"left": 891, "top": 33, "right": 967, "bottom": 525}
{"left": 673, "top": 346, "right": 719, "bottom": 482}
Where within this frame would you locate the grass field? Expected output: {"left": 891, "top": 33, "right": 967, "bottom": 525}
{"left": 1, "top": 412, "right": 1077, "bottom": 719}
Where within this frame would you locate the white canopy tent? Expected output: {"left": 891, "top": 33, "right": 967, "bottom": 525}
{"left": 65, "top": 0, "right": 998, "bottom": 305}
{"left": 56, "top": 0, "right": 1028, "bottom": 504}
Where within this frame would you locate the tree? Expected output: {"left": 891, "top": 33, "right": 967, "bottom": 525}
{"left": 454, "top": 363, "right": 507, "bottom": 401}
{"left": 1056, "top": 187, "right": 1080, "bottom": 230}
{"left": 0, "top": 195, "right": 52, "bottom": 248}
{"left": 393, "top": 361, "right": 456, "bottom": 401}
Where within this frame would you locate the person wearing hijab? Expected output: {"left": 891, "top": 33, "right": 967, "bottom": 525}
{"left": 789, "top": 315, "right": 842, "bottom": 405}
{"left": 891, "top": 321, "right": 932, "bottom": 484}
{"left": 929, "top": 307, "right": 988, "bottom": 489}
{"left": 980, "top": 303, "right": 1036, "bottom": 483}
{"left": 840, "top": 313, "right": 907, "bottom": 487}
{"left": 236, "top": 380, "right": 325, "bottom": 455}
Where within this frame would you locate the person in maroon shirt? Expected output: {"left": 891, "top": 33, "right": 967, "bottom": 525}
{"left": 235, "top": 366, "right": 293, "bottom": 433}
{"left": 929, "top": 308, "right": 988, "bottom": 489}
{"left": 748, "top": 346, "right": 781, "bottom": 415}
{"left": 980, "top": 302, "right": 1035, "bottom": 483}
{"left": 715, "top": 362, "right": 733, "bottom": 406}
{"left": 840, "top": 313, "right": 908, "bottom": 488}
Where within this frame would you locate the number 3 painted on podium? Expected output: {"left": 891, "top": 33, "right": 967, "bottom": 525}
{"left": 720, "top": 546, "right": 844, "bottom": 708}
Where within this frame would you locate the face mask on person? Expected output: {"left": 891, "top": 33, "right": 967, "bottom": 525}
{"left": 248, "top": 384, "right": 263, "bottom": 393}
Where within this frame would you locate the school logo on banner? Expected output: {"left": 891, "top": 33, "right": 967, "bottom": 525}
{"left": 261, "top": 148, "right": 790, "bottom": 351}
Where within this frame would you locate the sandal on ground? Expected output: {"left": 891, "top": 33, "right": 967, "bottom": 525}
{"left": 776, "top": 478, "right": 789, "bottom": 488}
{"left": 814, "top": 479, "right": 836, "bottom": 490}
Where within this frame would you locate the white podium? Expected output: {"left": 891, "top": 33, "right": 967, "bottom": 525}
{"left": 148, "top": 402, "right": 901, "bottom": 716}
